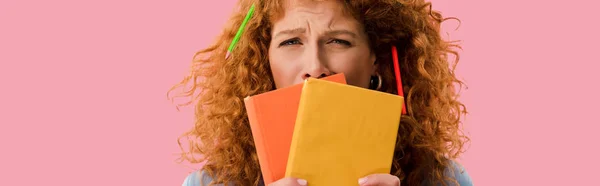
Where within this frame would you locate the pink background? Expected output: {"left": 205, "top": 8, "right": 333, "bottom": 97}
{"left": 1, "top": 0, "right": 598, "bottom": 185}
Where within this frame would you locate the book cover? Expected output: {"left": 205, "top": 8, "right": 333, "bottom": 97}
{"left": 244, "top": 74, "right": 347, "bottom": 185}
{"left": 285, "top": 77, "right": 404, "bottom": 186}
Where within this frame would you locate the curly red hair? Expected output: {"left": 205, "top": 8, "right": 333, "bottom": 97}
{"left": 168, "top": 0, "right": 470, "bottom": 185}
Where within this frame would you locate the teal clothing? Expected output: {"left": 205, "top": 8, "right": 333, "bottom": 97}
{"left": 181, "top": 161, "right": 473, "bottom": 186}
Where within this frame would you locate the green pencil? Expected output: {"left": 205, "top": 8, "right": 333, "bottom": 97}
{"left": 226, "top": 4, "right": 256, "bottom": 59}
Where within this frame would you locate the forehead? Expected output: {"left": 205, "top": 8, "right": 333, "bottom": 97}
{"left": 270, "top": 0, "right": 360, "bottom": 32}
{"left": 283, "top": 0, "right": 343, "bottom": 13}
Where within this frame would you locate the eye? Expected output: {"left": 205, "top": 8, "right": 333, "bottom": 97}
{"left": 279, "top": 38, "right": 302, "bottom": 47}
{"left": 329, "top": 39, "right": 352, "bottom": 46}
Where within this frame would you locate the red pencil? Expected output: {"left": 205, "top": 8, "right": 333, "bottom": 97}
{"left": 391, "top": 46, "right": 407, "bottom": 115}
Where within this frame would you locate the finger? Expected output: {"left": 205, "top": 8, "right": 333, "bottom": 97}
{"left": 358, "top": 173, "right": 400, "bottom": 186}
{"left": 268, "top": 177, "right": 308, "bottom": 186}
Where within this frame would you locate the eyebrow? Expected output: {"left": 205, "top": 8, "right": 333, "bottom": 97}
{"left": 273, "top": 28, "right": 358, "bottom": 40}
{"left": 274, "top": 28, "right": 306, "bottom": 39}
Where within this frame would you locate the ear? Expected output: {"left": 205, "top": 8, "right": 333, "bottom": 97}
{"left": 370, "top": 52, "right": 378, "bottom": 75}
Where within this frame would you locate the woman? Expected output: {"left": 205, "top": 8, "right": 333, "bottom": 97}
{"left": 170, "top": 0, "right": 472, "bottom": 185}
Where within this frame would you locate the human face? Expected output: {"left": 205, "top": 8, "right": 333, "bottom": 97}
{"left": 268, "top": 0, "right": 377, "bottom": 89}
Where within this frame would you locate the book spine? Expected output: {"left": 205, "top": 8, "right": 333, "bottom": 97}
{"left": 285, "top": 79, "right": 311, "bottom": 177}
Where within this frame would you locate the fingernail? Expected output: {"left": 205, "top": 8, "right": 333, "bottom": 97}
{"left": 297, "top": 179, "right": 307, "bottom": 185}
{"left": 358, "top": 177, "right": 368, "bottom": 185}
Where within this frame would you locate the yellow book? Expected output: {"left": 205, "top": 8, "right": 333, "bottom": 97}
{"left": 285, "top": 77, "right": 404, "bottom": 186}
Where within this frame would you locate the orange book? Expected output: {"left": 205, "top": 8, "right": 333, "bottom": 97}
{"left": 244, "top": 74, "right": 347, "bottom": 185}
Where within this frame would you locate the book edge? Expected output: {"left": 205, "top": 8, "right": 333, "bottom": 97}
{"left": 284, "top": 79, "right": 312, "bottom": 178}
{"left": 244, "top": 96, "right": 275, "bottom": 184}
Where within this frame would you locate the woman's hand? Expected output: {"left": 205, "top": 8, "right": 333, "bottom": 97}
{"left": 358, "top": 173, "right": 401, "bottom": 186}
{"left": 268, "top": 177, "right": 308, "bottom": 186}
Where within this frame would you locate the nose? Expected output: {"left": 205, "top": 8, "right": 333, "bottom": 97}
{"left": 302, "top": 71, "right": 330, "bottom": 80}
{"left": 301, "top": 45, "right": 331, "bottom": 80}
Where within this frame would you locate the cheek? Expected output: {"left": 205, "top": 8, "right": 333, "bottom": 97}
{"left": 268, "top": 50, "right": 302, "bottom": 88}
{"left": 328, "top": 53, "right": 373, "bottom": 88}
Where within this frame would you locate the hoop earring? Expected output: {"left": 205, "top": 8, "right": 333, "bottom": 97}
{"left": 369, "top": 74, "right": 383, "bottom": 90}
